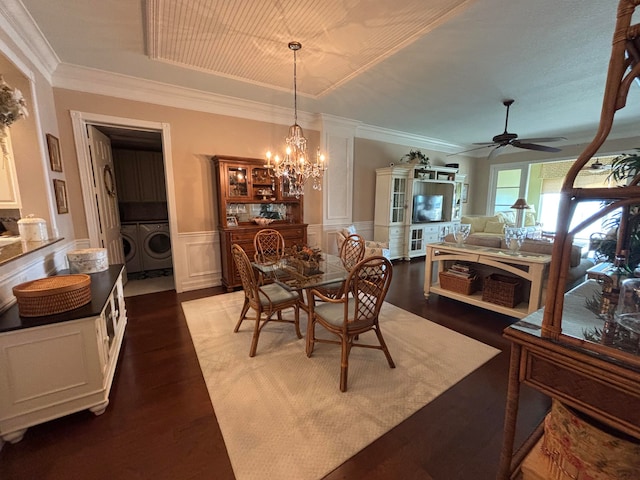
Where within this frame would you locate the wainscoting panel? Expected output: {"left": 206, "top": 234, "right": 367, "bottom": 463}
{"left": 173, "top": 225, "right": 325, "bottom": 293}
{"left": 174, "top": 231, "right": 221, "bottom": 293}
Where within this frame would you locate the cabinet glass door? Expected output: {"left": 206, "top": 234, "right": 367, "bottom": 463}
{"left": 410, "top": 227, "right": 424, "bottom": 253}
{"left": 227, "top": 166, "right": 249, "bottom": 198}
{"left": 391, "top": 177, "right": 406, "bottom": 223}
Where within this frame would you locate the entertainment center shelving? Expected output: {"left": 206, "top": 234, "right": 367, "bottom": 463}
{"left": 374, "top": 164, "right": 465, "bottom": 260}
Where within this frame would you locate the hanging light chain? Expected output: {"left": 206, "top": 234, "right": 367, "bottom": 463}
{"left": 265, "top": 41, "right": 326, "bottom": 198}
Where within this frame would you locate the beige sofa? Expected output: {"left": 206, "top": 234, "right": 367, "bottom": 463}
{"left": 460, "top": 212, "right": 539, "bottom": 239}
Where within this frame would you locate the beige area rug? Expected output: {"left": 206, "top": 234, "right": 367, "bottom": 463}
{"left": 181, "top": 291, "right": 499, "bottom": 480}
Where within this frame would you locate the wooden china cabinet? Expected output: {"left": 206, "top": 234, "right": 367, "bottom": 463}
{"left": 212, "top": 155, "right": 307, "bottom": 291}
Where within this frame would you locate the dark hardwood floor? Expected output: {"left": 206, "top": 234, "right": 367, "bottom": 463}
{"left": 0, "top": 259, "right": 549, "bottom": 479}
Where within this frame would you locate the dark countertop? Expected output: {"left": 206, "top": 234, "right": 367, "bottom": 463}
{"left": 0, "top": 264, "right": 124, "bottom": 333}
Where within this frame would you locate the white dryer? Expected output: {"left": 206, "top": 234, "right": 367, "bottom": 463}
{"left": 139, "top": 222, "right": 172, "bottom": 270}
{"left": 121, "top": 224, "right": 142, "bottom": 273}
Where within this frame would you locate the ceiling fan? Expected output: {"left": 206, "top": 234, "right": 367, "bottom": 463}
{"left": 454, "top": 99, "right": 566, "bottom": 160}
{"left": 580, "top": 158, "right": 612, "bottom": 173}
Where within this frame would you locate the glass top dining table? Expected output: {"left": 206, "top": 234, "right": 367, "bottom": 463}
{"left": 252, "top": 253, "right": 349, "bottom": 291}
{"left": 253, "top": 253, "right": 348, "bottom": 355}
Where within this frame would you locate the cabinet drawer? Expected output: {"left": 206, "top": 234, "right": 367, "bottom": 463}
{"left": 229, "top": 230, "right": 258, "bottom": 243}
{"left": 389, "top": 226, "right": 404, "bottom": 236}
{"left": 523, "top": 350, "right": 640, "bottom": 431}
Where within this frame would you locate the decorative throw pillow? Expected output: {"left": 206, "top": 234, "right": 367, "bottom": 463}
{"left": 524, "top": 211, "right": 537, "bottom": 226}
{"left": 485, "top": 221, "right": 505, "bottom": 234}
{"left": 496, "top": 211, "right": 516, "bottom": 226}
{"left": 461, "top": 216, "right": 489, "bottom": 233}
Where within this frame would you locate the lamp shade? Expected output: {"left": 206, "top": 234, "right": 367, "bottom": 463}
{"left": 510, "top": 198, "right": 530, "bottom": 209}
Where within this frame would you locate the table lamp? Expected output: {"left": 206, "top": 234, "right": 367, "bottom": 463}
{"left": 511, "top": 198, "right": 530, "bottom": 228}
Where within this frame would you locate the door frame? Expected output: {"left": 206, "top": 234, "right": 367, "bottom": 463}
{"left": 70, "top": 111, "right": 178, "bottom": 279}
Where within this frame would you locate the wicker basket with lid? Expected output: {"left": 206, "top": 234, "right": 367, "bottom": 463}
{"left": 12, "top": 274, "right": 92, "bottom": 317}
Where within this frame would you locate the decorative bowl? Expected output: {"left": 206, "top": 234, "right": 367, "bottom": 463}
{"left": 253, "top": 217, "right": 275, "bottom": 226}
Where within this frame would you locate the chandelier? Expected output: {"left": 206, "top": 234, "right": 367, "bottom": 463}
{"left": 266, "top": 41, "right": 326, "bottom": 198}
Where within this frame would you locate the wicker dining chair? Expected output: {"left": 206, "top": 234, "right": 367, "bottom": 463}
{"left": 232, "top": 244, "right": 301, "bottom": 357}
{"left": 253, "top": 228, "right": 286, "bottom": 265}
{"left": 253, "top": 228, "right": 286, "bottom": 284}
{"left": 307, "top": 256, "right": 395, "bottom": 392}
{"left": 315, "top": 233, "right": 366, "bottom": 299}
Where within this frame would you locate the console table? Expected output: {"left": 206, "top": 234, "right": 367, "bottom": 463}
{"left": 424, "top": 242, "right": 551, "bottom": 318}
{"left": 0, "top": 265, "right": 127, "bottom": 444}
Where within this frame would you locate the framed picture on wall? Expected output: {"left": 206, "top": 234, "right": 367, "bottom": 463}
{"left": 462, "top": 183, "right": 469, "bottom": 203}
{"left": 46, "top": 134, "right": 62, "bottom": 172}
{"left": 53, "top": 179, "right": 68, "bottom": 214}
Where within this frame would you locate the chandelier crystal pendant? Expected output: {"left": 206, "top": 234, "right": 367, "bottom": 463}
{"left": 266, "top": 41, "right": 326, "bottom": 198}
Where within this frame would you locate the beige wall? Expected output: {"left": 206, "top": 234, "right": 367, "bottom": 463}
{"left": 52, "top": 89, "right": 323, "bottom": 239}
{"left": 0, "top": 34, "right": 71, "bottom": 242}
{"left": 353, "top": 138, "right": 475, "bottom": 222}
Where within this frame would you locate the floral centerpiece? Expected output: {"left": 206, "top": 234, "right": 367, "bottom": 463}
{"left": 0, "top": 75, "right": 28, "bottom": 169}
{"left": 286, "top": 244, "right": 323, "bottom": 275}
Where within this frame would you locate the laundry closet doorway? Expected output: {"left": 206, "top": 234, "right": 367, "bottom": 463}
{"left": 71, "top": 112, "right": 178, "bottom": 294}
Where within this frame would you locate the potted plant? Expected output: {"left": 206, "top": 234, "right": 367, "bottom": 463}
{"left": 594, "top": 149, "right": 640, "bottom": 269}
{"left": 400, "top": 149, "right": 430, "bottom": 166}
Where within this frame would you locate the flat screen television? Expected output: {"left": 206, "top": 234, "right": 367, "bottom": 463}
{"left": 413, "top": 194, "right": 444, "bottom": 223}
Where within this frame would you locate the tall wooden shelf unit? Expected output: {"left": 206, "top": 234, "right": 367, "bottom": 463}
{"left": 498, "top": 2, "right": 640, "bottom": 478}
{"left": 374, "top": 164, "right": 465, "bottom": 260}
{"left": 212, "top": 155, "right": 307, "bottom": 291}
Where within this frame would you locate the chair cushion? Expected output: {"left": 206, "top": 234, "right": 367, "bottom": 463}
{"left": 314, "top": 298, "right": 357, "bottom": 327}
{"left": 259, "top": 283, "right": 299, "bottom": 306}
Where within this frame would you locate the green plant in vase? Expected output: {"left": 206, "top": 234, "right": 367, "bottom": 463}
{"left": 400, "top": 149, "right": 430, "bottom": 166}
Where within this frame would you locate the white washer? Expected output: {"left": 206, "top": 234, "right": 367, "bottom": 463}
{"left": 121, "top": 224, "right": 142, "bottom": 273}
{"left": 139, "top": 223, "right": 172, "bottom": 270}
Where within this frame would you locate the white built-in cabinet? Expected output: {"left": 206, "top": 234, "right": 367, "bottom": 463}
{"left": 0, "top": 132, "right": 21, "bottom": 208}
{"left": 0, "top": 265, "right": 127, "bottom": 444}
{"left": 374, "top": 165, "right": 466, "bottom": 260}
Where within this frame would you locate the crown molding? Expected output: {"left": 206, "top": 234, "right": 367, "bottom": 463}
{"left": 0, "top": 0, "right": 59, "bottom": 83}
{"left": 356, "top": 123, "right": 464, "bottom": 153}
{"left": 54, "top": 63, "right": 318, "bottom": 128}
{"left": 54, "top": 63, "right": 460, "bottom": 152}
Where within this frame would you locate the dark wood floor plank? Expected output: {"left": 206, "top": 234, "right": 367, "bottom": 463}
{"left": 0, "top": 260, "right": 547, "bottom": 480}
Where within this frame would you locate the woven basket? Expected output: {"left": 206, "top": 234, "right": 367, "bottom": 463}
{"left": 482, "top": 273, "right": 523, "bottom": 307}
{"left": 439, "top": 271, "right": 480, "bottom": 295}
{"left": 13, "top": 274, "right": 92, "bottom": 317}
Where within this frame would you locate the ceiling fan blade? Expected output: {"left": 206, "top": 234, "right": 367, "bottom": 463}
{"left": 447, "top": 144, "right": 496, "bottom": 156}
{"left": 511, "top": 141, "right": 561, "bottom": 153}
{"left": 517, "top": 136, "right": 567, "bottom": 143}
{"left": 472, "top": 142, "right": 500, "bottom": 146}
{"left": 487, "top": 144, "right": 508, "bottom": 161}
